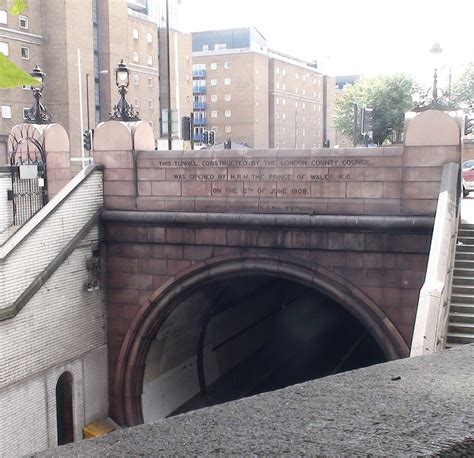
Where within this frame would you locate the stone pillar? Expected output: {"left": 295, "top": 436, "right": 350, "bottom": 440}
{"left": 0, "top": 166, "right": 12, "bottom": 233}
{"left": 402, "top": 110, "right": 462, "bottom": 215}
{"left": 93, "top": 120, "right": 155, "bottom": 210}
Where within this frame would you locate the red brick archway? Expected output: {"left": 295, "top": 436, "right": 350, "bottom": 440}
{"left": 114, "top": 254, "right": 409, "bottom": 426}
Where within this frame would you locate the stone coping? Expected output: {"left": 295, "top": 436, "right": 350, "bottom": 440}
{"left": 102, "top": 210, "right": 434, "bottom": 233}
{"left": 38, "top": 344, "right": 474, "bottom": 456}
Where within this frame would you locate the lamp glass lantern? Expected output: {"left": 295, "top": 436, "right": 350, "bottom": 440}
{"left": 115, "top": 60, "right": 130, "bottom": 88}
{"left": 30, "top": 64, "right": 45, "bottom": 87}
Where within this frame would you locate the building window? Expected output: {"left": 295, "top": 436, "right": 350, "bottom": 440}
{"left": 134, "top": 74, "right": 139, "bottom": 85}
{"left": 0, "top": 9, "right": 7, "bottom": 24}
{"left": 225, "top": 125, "right": 231, "bottom": 133}
{"left": 282, "top": 83, "right": 286, "bottom": 90}
{"left": 146, "top": 32, "right": 153, "bottom": 43}
{"left": 133, "top": 52, "right": 139, "bottom": 62}
{"left": 19, "top": 15, "right": 28, "bottom": 29}
{"left": 23, "top": 107, "right": 29, "bottom": 119}
{"left": 224, "top": 93, "right": 231, "bottom": 102}
{"left": 295, "top": 73, "right": 299, "bottom": 79}
{"left": 202, "top": 44, "right": 208, "bottom": 51}
{"left": 20, "top": 46, "right": 29, "bottom": 59}
{"left": 282, "top": 98, "right": 286, "bottom": 105}
{"left": 276, "top": 97, "right": 280, "bottom": 105}
{"left": 224, "top": 61, "right": 231, "bottom": 69}
{"left": 276, "top": 82, "right": 280, "bottom": 89}
{"left": 282, "top": 69, "right": 286, "bottom": 76}
{"left": 276, "top": 67, "right": 280, "bottom": 74}
{"left": 283, "top": 127, "right": 286, "bottom": 134}
{"left": 1, "top": 105, "right": 12, "bottom": 118}
{"left": 148, "top": 100, "right": 153, "bottom": 109}
{"left": 302, "top": 102, "right": 306, "bottom": 109}
{"left": 295, "top": 101, "right": 298, "bottom": 108}
{"left": 133, "top": 28, "right": 139, "bottom": 39}
{"left": 215, "top": 43, "right": 227, "bottom": 50}
{"left": 295, "top": 87, "right": 299, "bottom": 94}
{"left": 276, "top": 112, "right": 280, "bottom": 120}
{"left": 224, "top": 78, "right": 231, "bottom": 85}
{"left": 0, "top": 42, "right": 9, "bottom": 56}
{"left": 211, "top": 110, "right": 217, "bottom": 118}
{"left": 302, "top": 89, "right": 306, "bottom": 95}
{"left": 282, "top": 113, "right": 286, "bottom": 120}
{"left": 210, "top": 78, "right": 217, "bottom": 86}
{"left": 225, "top": 110, "right": 231, "bottom": 118}
{"left": 211, "top": 94, "right": 217, "bottom": 102}
{"left": 148, "top": 77, "right": 153, "bottom": 87}
{"left": 134, "top": 98, "right": 140, "bottom": 107}
{"left": 147, "top": 55, "right": 153, "bottom": 65}
{"left": 210, "top": 62, "right": 217, "bottom": 70}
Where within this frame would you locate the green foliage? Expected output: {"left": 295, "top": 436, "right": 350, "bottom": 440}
{"left": 10, "top": 0, "right": 28, "bottom": 16}
{"left": 0, "top": 53, "right": 39, "bottom": 88}
{"left": 0, "top": 1, "right": 37, "bottom": 89}
{"left": 335, "top": 74, "right": 417, "bottom": 145}
{"left": 452, "top": 62, "right": 474, "bottom": 111}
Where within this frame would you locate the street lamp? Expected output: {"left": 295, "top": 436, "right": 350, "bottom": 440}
{"left": 25, "top": 64, "right": 52, "bottom": 124}
{"left": 429, "top": 42, "right": 442, "bottom": 108}
{"left": 413, "top": 42, "right": 455, "bottom": 112}
{"left": 109, "top": 59, "right": 140, "bottom": 121}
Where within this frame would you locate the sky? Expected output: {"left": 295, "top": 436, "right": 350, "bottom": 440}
{"left": 175, "top": 0, "right": 474, "bottom": 84}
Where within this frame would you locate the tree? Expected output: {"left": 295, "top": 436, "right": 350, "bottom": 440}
{"left": 0, "top": 0, "right": 38, "bottom": 89}
{"left": 335, "top": 74, "right": 417, "bottom": 145}
{"left": 452, "top": 62, "right": 474, "bottom": 111}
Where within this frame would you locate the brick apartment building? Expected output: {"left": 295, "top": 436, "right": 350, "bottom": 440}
{"left": 0, "top": 0, "right": 192, "bottom": 162}
{"left": 191, "top": 27, "right": 336, "bottom": 149}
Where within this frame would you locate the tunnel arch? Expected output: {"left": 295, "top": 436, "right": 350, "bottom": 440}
{"left": 114, "top": 254, "right": 408, "bottom": 426}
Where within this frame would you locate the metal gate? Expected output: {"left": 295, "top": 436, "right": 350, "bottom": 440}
{"left": 8, "top": 125, "right": 47, "bottom": 226}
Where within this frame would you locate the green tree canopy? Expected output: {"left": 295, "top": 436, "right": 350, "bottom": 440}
{"left": 0, "top": 0, "right": 38, "bottom": 88}
{"left": 452, "top": 62, "right": 474, "bottom": 111}
{"left": 335, "top": 74, "right": 417, "bottom": 145}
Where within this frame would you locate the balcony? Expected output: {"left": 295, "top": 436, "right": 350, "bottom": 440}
{"left": 192, "top": 69, "right": 206, "bottom": 78}
{"left": 193, "top": 101, "right": 207, "bottom": 110}
{"left": 193, "top": 85, "right": 206, "bottom": 95}
{"left": 194, "top": 118, "right": 207, "bottom": 127}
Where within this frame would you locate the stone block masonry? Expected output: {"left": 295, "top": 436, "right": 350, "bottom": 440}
{"left": 96, "top": 145, "right": 449, "bottom": 217}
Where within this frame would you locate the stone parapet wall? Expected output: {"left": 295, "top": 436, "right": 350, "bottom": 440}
{"left": 95, "top": 145, "right": 454, "bottom": 217}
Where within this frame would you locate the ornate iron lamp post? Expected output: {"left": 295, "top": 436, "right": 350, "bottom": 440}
{"left": 413, "top": 42, "right": 455, "bottom": 112}
{"left": 25, "top": 64, "right": 52, "bottom": 124}
{"left": 109, "top": 60, "right": 140, "bottom": 121}
{"left": 429, "top": 42, "right": 442, "bottom": 109}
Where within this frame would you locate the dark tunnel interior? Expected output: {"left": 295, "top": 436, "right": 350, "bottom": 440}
{"left": 141, "top": 275, "right": 387, "bottom": 422}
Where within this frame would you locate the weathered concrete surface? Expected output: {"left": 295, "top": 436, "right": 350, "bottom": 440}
{"left": 39, "top": 345, "right": 473, "bottom": 456}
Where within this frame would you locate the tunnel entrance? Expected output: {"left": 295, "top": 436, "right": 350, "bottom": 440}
{"left": 141, "top": 275, "right": 387, "bottom": 423}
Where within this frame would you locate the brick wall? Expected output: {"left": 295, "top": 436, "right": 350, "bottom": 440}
{"left": 0, "top": 167, "right": 107, "bottom": 455}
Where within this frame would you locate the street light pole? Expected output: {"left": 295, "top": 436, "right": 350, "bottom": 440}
{"left": 166, "top": 0, "right": 172, "bottom": 150}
